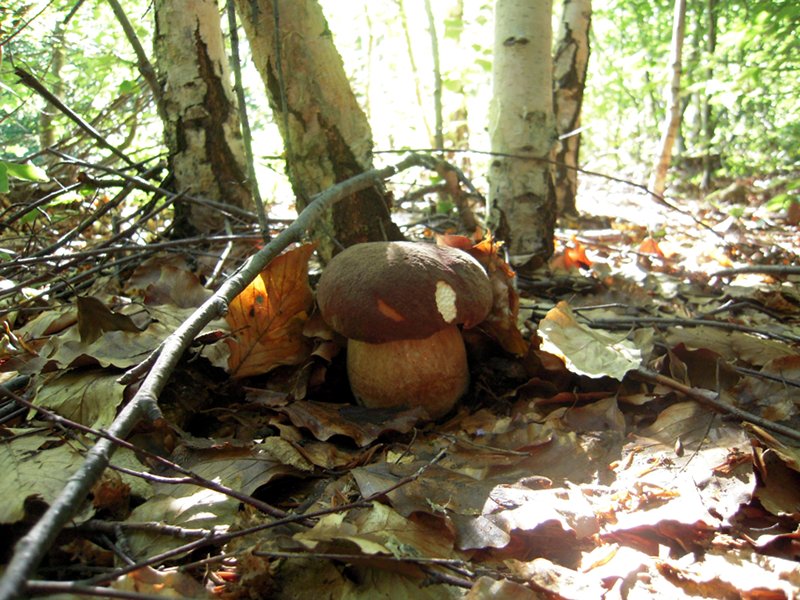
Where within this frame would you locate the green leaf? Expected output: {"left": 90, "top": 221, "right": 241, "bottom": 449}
{"left": 442, "top": 79, "right": 463, "bottom": 93}
{"left": 476, "top": 58, "right": 492, "bottom": 73}
{"left": 0, "top": 163, "right": 8, "bottom": 194}
{"left": 118, "top": 79, "right": 137, "bottom": 95}
{"left": 1, "top": 160, "right": 49, "bottom": 184}
{"left": 443, "top": 17, "right": 463, "bottom": 40}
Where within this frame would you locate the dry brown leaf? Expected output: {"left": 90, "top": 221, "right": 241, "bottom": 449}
{"left": 226, "top": 244, "right": 315, "bottom": 378}
{"left": 126, "top": 253, "right": 212, "bottom": 308}
{"left": 440, "top": 234, "right": 529, "bottom": 356}
{"left": 275, "top": 400, "right": 424, "bottom": 447}
{"left": 638, "top": 236, "right": 665, "bottom": 257}
{"left": 76, "top": 296, "right": 147, "bottom": 344}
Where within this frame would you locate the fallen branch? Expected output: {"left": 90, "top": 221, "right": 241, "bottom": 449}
{"left": 0, "top": 153, "right": 427, "bottom": 600}
{"left": 633, "top": 367, "right": 800, "bottom": 442}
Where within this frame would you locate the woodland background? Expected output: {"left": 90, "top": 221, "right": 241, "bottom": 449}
{"left": 0, "top": 0, "right": 799, "bottom": 598}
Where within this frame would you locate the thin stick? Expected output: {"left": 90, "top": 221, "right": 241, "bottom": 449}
{"left": 633, "top": 367, "right": 800, "bottom": 442}
{"left": 14, "top": 67, "right": 137, "bottom": 168}
{"left": 424, "top": 0, "right": 444, "bottom": 152}
{"left": 104, "top": 0, "right": 164, "bottom": 120}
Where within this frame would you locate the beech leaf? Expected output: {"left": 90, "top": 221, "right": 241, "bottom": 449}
{"left": 538, "top": 301, "right": 646, "bottom": 380}
{"left": 225, "top": 244, "right": 315, "bottom": 378}
{"left": 77, "top": 296, "right": 148, "bottom": 344}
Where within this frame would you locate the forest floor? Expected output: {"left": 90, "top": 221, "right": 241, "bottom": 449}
{"left": 1, "top": 168, "right": 799, "bottom": 599}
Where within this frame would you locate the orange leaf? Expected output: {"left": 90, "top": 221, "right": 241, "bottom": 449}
{"left": 550, "top": 240, "right": 592, "bottom": 272}
{"left": 638, "top": 237, "right": 665, "bottom": 258}
{"left": 441, "top": 234, "right": 529, "bottom": 356}
{"left": 225, "top": 244, "right": 315, "bottom": 378}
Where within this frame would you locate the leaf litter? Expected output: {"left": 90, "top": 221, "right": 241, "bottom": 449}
{"left": 1, "top": 188, "right": 799, "bottom": 598}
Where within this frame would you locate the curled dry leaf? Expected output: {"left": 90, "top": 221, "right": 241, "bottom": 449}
{"left": 76, "top": 296, "right": 147, "bottom": 345}
{"left": 439, "top": 234, "right": 529, "bottom": 356}
{"left": 226, "top": 244, "right": 315, "bottom": 378}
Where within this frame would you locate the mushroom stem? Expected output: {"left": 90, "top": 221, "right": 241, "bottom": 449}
{"left": 346, "top": 325, "right": 469, "bottom": 419}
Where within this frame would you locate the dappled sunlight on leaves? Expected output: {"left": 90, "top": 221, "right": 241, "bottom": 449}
{"left": 226, "top": 244, "right": 315, "bottom": 378}
{"left": 538, "top": 301, "right": 649, "bottom": 380}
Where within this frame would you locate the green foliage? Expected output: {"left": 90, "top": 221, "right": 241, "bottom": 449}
{"left": 0, "top": 160, "right": 49, "bottom": 193}
{"left": 584, "top": 0, "right": 799, "bottom": 180}
{"left": 0, "top": 0, "right": 159, "bottom": 163}
{"left": 764, "top": 177, "right": 800, "bottom": 212}
{"left": 0, "top": 0, "right": 795, "bottom": 199}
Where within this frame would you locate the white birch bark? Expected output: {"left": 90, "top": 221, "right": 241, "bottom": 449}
{"left": 650, "top": 0, "right": 687, "bottom": 197}
{"left": 488, "top": 0, "right": 557, "bottom": 273}
{"left": 235, "top": 0, "right": 402, "bottom": 260}
{"left": 154, "top": 0, "right": 251, "bottom": 234}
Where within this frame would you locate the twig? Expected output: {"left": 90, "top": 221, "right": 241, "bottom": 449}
{"left": 375, "top": 146, "right": 721, "bottom": 235}
{"left": 711, "top": 265, "right": 800, "bottom": 278}
{"left": 26, "top": 581, "right": 169, "bottom": 600}
{"left": 74, "top": 519, "right": 209, "bottom": 540}
{"left": 424, "top": 0, "right": 443, "bottom": 152}
{"left": 0, "top": 386, "right": 289, "bottom": 518}
{"left": 251, "top": 550, "right": 476, "bottom": 588}
{"left": 104, "top": 0, "right": 164, "bottom": 120}
{"left": 734, "top": 366, "right": 800, "bottom": 389}
{"left": 14, "top": 68, "right": 138, "bottom": 168}
{"left": 583, "top": 314, "right": 800, "bottom": 345}
{"left": 632, "top": 367, "right": 800, "bottom": 442}
{"left": 0, "top": 182, "right": 83, "bottom": 228}
{"left": 81, "top": 442, "right": 447, "bottom": 587}
{"left": 0, "top": 153, "right": 426, "bottom": 600}
{"left": 0, "top": 233, "right": 263, "bottom": 272}
{"left": 27, "top": 164, "right": 162, "bottom": 260}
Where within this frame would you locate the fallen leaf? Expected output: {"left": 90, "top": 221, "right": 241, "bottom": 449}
{"left": 77, "top": 296, "right": 147, "bottom": 344}
{"left": 33, "top": 369, "right": 125, "bottom": 428}
{"left": 274, "top": 400, "right": 425, "bottom": 447}
{"left": 441, "top": 235, "right": 528, "bottom": 355}
{"left": 538, "top": 301, "right": 647, "bottom": 380}
{"left": 0, "top": 431, "right": 94, "bottom": 524}
{"left": 550, "top": 240, "right": 592, "bottom": 272}
{"left": 126, "top": 253, "right": 212, "bottom": 308}
{"left": 112, "top": 566, "right": 212, "bottom": 599}
{"left": 638, "top": 236, "right": 665, "bottom": 257}
{"left": 226, "top": 244, "right": 315, "bottom": 378}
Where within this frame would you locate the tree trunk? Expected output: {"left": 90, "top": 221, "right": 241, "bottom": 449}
{"left": 39, "top": 20, "right": 66, "bottom": 153}
{"left": 701, "top": 0, "right": 717, "bottom": 191}
{"left": 487, "top": 0, "right": 557, "bottom": 274}
{"left": 553, "top": 0, "right": 592, "bottom": 216}
{"left": 153, "top": 0, "right": 252, "bottom": 235}
{"left": 234, "top": 0, "right": 403, "bottom": 261}
{"left": 650, "top": 0, "right": 687, "bottom": 197}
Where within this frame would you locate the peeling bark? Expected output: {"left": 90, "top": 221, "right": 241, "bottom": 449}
{"left": 235, "top": 0, "right": 402, "bottom": 261}
{"left": 154, "top": 0, "right": 251, "bottom": 235}
{"left": 553, "top": 0, "right": 592, "bottom": 216}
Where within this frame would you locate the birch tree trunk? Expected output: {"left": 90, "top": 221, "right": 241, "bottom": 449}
{"left": 701, "top": 0, "right": 717, "bottom": 191}
{"left": 650, "top": 0, "right": 687, "bottom": 197}
{"left": 234, "top": 0, "right": 403, "bottom": 261}
{"left": 154, "top": 0, "right": 252, "bottom": 235}
{"left": 488, "top": 0, "right": 557, "bottom": 274}
{"left": 553, "top": 0, "right": 592, "bottom": 216}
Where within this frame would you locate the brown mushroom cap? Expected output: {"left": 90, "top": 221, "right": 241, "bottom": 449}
{"left": 316, "top": 241, "right": 492, "bottom": 343}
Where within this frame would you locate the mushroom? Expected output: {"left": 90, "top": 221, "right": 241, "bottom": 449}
{"left": 316, "top": 241, "right": 492, "bottom": 418}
